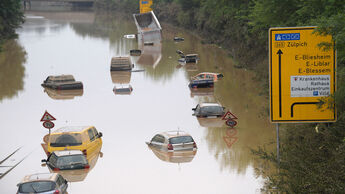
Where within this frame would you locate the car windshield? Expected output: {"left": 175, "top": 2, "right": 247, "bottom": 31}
{"left": 169, "top": 136, "right": 194, "bottom": 144}
{"left": 116, "top": 88, "right": 131, "bottom": 92}
{"left": 18, "top": 181, "right": 55, "bottom": 193}
{"left": 49, "top": 133, "right": 82, "bottom": 147}
{"left": 201, "top": 106, "right": 223, "bottom": 114}
{"left": 56, "top": 155, "right": 87, "bottom": 168}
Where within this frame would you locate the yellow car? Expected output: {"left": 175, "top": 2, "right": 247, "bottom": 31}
{"left": 47, "top": 126, "right": 102, "bottom": 158}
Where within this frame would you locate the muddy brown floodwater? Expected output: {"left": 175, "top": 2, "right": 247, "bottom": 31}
{"left": 0, "top": 10, "right": 275, "bottom": 194}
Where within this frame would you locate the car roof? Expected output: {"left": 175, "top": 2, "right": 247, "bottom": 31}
{"left": 53, "top": 150, "right": 83, "bottom": 156}
{"left": 160, "top": 131, "right": 191, "bottom": 138}
{"left": 52, "top": 126, "right": 92, "bottom": 133}
{"left": 47, "top": 75, "right": 75, "bottom": 81}
{"left": 198, "top": 72, "right": 218, "bottom": 75}
{"left": 19, "top": 173, "right": 58, "bottom": 184}
{"left": 199, "top": 102, "right": 222, "bottom": 107}
{"left": 111, "top": 57, "right": 131, "bottom": 65}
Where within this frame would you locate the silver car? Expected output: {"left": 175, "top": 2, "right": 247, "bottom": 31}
{"left": 192, "top": 102, "right": 225, "bottom": 118}
{"left": 146, "top": 131, "right": 197, "bottom": 152}
{"left": 42, "top": 150, "right": 89, "bottom": 171}
{"left": 17, "top": 173, "right": 68, "bottom": 194}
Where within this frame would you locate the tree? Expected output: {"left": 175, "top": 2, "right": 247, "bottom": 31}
{"left": 0, "top": 0, "right": 24, "bottom": 50}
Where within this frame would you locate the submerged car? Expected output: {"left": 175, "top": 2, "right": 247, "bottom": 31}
{"left": 110, "top": 57, "right": 134, "bottom": 71}
{"left": 191, "top": 72, "right": 224, "bottom": 82}
{"left": 41, "top": 75, "right": 83, "bottom": 90}
{"left": 42, "top": 150, "right": 89, "bottom": 171}
{"left": 185, "top": 54, "right": 199, "bottom": 63}
{"left": 176, "top": 50, "right": 199, "bottom": 63}
{"left": 41, "top": 146, "right": 102, "bottom": 182}
{"left": 146, "top": 131, "right": 197, "bottom": 152}
{"left": 192, "top": 103, "right": 225, "bottom": 118}
{"left": 189, "top": 79, "right": 214, "bottom": 89}
{"left": 17, "top": 173, "right": 68, "bottom": 194}
{"left": 173, "top": 37, "right": 184, "bottom": 42}
{"left": 47, "top": 126, "right": 103, "bottom": 157}
{"left": 113, "top": 84, "right": 133, "bottom": 95}
{"left": 130, "top": 49, "right": 141, "bottom": 56}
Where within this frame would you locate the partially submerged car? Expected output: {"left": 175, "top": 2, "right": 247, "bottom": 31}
{"left": 191, "top": 72, "right": 224, "bottom": 82}
{"left": 41, "top": 75, "right": 83, "bottom": 90}
{"left": 47, "top": 126, "right": 103, "bottom": 157}
{"left": 130, "top": 49, "right": 141, "bottom": 56}
{"left": 192, "top": 103, "right": 225, "bottom": 118}
{"left": 185, "top": 54, "right": 199, "bottom": 63}
{"left": 176, "top": 50, "right": 199, "bottom": 63}
{"left": 146, "top": 131, "right": 197, "bottom": 152}
{"left": 110, "top": 57, "right": 134, "bottom": 71}
{"left": 144, "top": 42, "right": 154, "bottom": 46}
{"left": 41, "top": 150, "right": 89, "bottom": 171}
{"left": 17, "top": 173, "right": 68, "bottom": 194}
{"left": 189, "top": 79, "right": 214, "bottom": 89}
{"left": 173, "top": 37, "right": 184, "bottom": 42}
{"left": 40, "top": 145, "right": 102, "bottom": 182}
{"left": 123, "top": 34, "right": 136, "bottom": 39}
{"left": 113, "top": 84, "right": 133, "bottom": 95}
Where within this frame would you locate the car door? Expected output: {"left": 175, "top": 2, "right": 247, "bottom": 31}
{"left": 47, "top": 153, "right": 58, "bottom": 170}
{"left": 56, "top": 174, "right": 68, "bottom": 193}
{"left": 92, "top": 127, "right": 102, "bottom": 148}
{"left": 150, "top": 135, "right": 165, "bottom": 149}
{"left": 86, "top": 128, "right": 97, "bottom": 155}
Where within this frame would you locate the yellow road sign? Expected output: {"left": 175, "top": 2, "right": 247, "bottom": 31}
{"left": 269, "top": 27, "right": 336, "bottom": 123}
{"left": 140, "top": 0, "right": 152, "bottom": 14}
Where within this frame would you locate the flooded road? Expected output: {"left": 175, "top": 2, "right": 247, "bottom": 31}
{"left": 0, "top": 11, "right": 275, "bottom": 194}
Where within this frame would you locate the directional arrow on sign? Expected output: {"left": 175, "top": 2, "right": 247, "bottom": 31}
{"left": 277, "top": 49, "right": 283, "bottom": 118}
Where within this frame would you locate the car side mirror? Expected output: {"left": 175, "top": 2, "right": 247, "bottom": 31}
{"left": 192, "top": 108, "right": 196, "bottom": 111}
{"left": 98, "top": 132, "right": 103, "bottom": 138}
{"left": 64, "top": 180, "right": 68, "bottom": 184}
{"left": 41, "top": 159, "right": 47, "bottom": 163}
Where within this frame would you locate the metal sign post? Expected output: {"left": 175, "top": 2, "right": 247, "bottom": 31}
{"left": 276, "top": 123, "right": 280, "bottom": 165}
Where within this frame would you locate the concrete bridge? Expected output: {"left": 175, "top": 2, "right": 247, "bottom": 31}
{"left": 25, "top": 0, "right": 94, "bottom": 3}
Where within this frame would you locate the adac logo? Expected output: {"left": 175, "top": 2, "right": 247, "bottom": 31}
{"left": 275, "top": 33, "right": 300, "bottom": 41}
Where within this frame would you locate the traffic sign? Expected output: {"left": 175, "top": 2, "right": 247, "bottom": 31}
{"left": 269, "top": 27, "right": 336, "bottom": 123}
{"left": 43, "top": 121, "right": 55, "bottom": 129}
{"left": 222, "top": 111, "right": 238, "bottom": 120}
{"left": 225, "top": 119, "right": 237, "bottom": 128}
{"left": 40, "top": 111, "right": 56, "bottom": 122}
{"left": 140, "top": 0, "right": 152, "bottom": 14}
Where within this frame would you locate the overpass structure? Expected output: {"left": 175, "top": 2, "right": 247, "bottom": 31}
{"left": 23, "top": 0, "right": 94, "bottom": 9}
{"left": 25, "top": 0, "right": 94, "bottom": 3}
